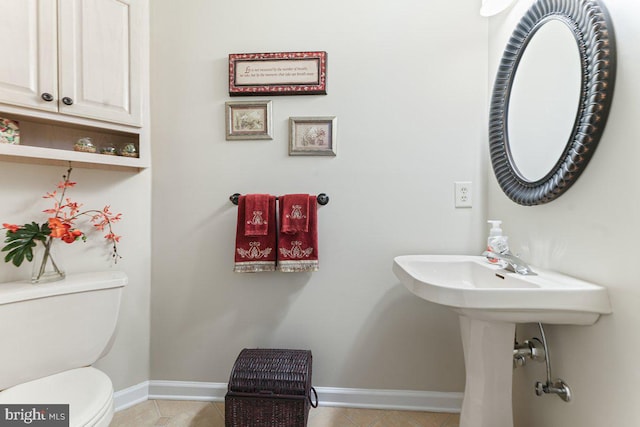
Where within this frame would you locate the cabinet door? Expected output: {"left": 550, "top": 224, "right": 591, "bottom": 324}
{"left": 0, "top": 0, "right": 58, "bottom": 112}
{"left": 58, "top": 0, "right": 142, "bottom": 126}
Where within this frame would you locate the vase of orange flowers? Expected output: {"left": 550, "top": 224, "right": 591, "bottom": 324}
{"left": 2, "top": 166, "right": 122, "bottom": 284}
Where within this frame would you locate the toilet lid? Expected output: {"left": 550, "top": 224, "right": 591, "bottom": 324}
{"left": 0, "top": 367, "right": 114, "bottom": 427}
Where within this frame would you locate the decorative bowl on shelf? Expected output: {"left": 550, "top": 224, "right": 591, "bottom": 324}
{"left": 119, "top": 143, "right": 138, "bottom": 158}
{"left": 0, "top": 118, "right": 20, "bottom": 144}
{"left": 74, "top": 137, "right": 97, "bottom": 153}
{"left": 100, "top": 143, "right": 117, "bottom": 155}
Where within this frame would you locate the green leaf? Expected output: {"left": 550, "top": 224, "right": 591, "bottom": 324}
{"left": 1, "top": 222, "right": 48, "bottom": 267}
{"left": 12, "top": 250, "right": 25, "bottom": 267}
{"left": 1, "top": 241, "right": 25, "bottom": 252}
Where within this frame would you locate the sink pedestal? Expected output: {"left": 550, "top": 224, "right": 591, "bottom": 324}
{"left": 459, "top": 316, "right": 516, "bottom": 427}
{"left": 393, "top": 255, "right": 612, "bottom": 427}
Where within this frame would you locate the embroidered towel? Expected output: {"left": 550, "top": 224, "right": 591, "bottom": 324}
{"left": 244, "top": 194, "right": 270, "bottom": 236}
{"left": 280, "top": 193, "right": 309, "bottom": 234}
{"left": 278, "top": 195, "right": 318, "bottom": 272}
{"left": 234, "top": 195, "right": 277, "bottom": 272}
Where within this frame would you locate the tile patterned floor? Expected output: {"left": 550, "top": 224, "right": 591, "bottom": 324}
{"left": 110, "top": 400, "right": 460, "bottom": 427}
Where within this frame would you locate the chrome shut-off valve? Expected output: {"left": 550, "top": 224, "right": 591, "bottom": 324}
{"left": 529, "top": 323, "right": 572, "bottom": 403}
{"left": 513, "top": 337, "right": 545, "bottom": 368}
{"left": 535, "top": 379, "right": 572, "bottom": 402}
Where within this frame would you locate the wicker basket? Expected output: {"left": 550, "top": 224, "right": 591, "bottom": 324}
{"left": 225, "top": 348, "right": 317, "bottom": 427}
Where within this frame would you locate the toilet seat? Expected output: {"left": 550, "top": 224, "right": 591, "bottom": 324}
{"left": 0, "top": 367, "right": 114, "bottom": 427}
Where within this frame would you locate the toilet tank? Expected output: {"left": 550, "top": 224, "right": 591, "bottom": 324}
{"left": 0, "top": 271, "right": 127, "bottom": 390}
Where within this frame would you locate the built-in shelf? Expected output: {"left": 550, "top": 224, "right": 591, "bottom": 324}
{"left": 0, "top": 110, "right": 148, "bottom": 171}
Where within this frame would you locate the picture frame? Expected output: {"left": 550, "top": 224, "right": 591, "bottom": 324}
{"left": 225, "top": 100, "right": 273, "bottom": 140}
{"left": 289, "top": 116, "right": 337, "bottom": 156}
{"left": 229, "top": 51, "right": 327, "bottom": 96}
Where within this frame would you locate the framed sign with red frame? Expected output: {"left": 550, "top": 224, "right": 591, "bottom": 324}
{"left": 229, "top": 51, "right": 327, "bottom": 96}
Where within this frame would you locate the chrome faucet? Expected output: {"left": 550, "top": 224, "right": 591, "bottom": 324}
{"left": 482, "top": 250, "right": 537, "bottom": 276}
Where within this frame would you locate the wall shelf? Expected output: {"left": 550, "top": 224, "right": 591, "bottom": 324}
{"left": 0, "top": 110, "right": 148, "bottom": 171}
{"left": 0, "top": 143, "right": 148, "bottom": 171}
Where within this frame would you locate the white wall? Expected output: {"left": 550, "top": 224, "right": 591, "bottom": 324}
{"left": 0, "top": 162, "right": 151, "bottom": 390}
{"left": 488, "top": 1, "right": 640, "bottom": 425}
{"left": 150, "top": 0, "right": 487, "bottom": 392}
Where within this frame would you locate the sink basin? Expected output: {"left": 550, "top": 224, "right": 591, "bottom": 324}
{"left": 393, "top": 254, "right": 611, "bottom": 324}
{"left": 393, "top": 254, "right": 612, "bottom": 427}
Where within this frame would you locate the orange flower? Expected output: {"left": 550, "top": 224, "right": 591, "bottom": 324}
{"left": 43, "top": 202, "right": 59, "bottom": 215}
{"left": 2, "top": 223, "right": 20, "bottom": 233}
{"left": 104, "top": 232, "right": 121, "bottom": 243}
{"left": 48, "top": 218, "right": 70, "bottom": 238}
{"left": 48, "top": 218, "right": 82, "bottom": 243}
{"left": 57, "top": 180, "right": 76, "bottom": 189}
{"left": 64, "top": 199, "right": 82, "bottom": 216}
{"left": 62, "top": 229, "right": 83, "bottom": 244}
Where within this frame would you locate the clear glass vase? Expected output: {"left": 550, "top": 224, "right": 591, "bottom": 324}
{"left": 31, "top": 238, "right": 65, "bottom": 284}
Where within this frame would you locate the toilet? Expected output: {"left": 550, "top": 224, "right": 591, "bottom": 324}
{"left": 0, "top": 271, "right": 127, "bottom": 427}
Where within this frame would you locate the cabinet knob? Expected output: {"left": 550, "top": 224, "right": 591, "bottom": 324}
{"left": 41, "top": 93, "right": 54, "bottom": 102}
{"left": 62, "top": 97, "right": 74, "bottom": 106}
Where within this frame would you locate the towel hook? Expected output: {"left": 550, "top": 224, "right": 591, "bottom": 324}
{"left": 229, "top": 193, "right": 329, "bottom": 206}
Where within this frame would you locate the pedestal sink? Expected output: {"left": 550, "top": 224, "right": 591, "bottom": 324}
{"left": 392, "top": 255, "right": 612, "bottom": 427}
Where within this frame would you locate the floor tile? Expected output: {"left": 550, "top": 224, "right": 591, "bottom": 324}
{"left": 341, "top": 407, "right": 387, "bottom": 426}
{"left": 164, "top": 404, "right": 223, "bottom": 427}
{"left": 212, "top": 401, "right": 225, "bottom": 417}
{"left": 111, "top": 399, "right": 461, "bottom": 427}
{"left": 401, "top": 410, "right": 450, "bottom": 427}
{"left": 110, "top": 400, "right": 160, "bottom": 427}
{"left": 442, "top": 413, "right": 461, "bottom": 427}
{"left": 154, "top": 417, "right": 171, "bottom": 426}
{"left": 308, "top": 406, "right": 357, "bottom": 427}
{"left": 154, "top": 400, "right": 212, "bottom": 418}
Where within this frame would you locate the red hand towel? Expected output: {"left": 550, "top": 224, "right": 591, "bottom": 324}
{"left": 277, "top": 195, "right": 318, "bottom": 272}
{"left": 234, "top": 195, "right": 276, "bottom": 272}
{"left": 280, "top": 194, "right": 309, "bottom": 234}
{"left": 244, "top": 194, "right": 270, "bottom": 236}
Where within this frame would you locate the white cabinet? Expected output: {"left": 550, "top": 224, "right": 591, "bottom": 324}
{"left": 0, "top": 0, "right": 58, "bottom": 113}
{"left": 0, "top": 0, "right": 148, "bottom": 170}
{"left": 0, "top": 0, "right": 143, "bottom": 127}
{"left": 58, "top": 0, "right": 142, "bottom": 126}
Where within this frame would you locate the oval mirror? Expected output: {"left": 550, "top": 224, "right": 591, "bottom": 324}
{"left": 489, "top": 0, "right": 616, "bottom": 206}
{"left": 508, "top": 20, "right": 582, "bottom": 182}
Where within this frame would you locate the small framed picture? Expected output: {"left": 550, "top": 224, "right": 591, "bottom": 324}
{"left": 225, "top": 100, "right": 273, "bottom": 140}
{"left": 289, "top": 116, "right": 337, "bottom": 156}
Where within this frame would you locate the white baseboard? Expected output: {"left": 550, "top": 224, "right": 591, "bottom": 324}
{"left": 315, "top": 386, "right": 462, "bottom": 412}
{"left": 114, "top": 380, "right": 462, "bottom": 414}
{"left": 149, "top": 380, "right": 227, "bottom": 402}
{"left": 113, "top": 381, "right": 150, "bottom": 411}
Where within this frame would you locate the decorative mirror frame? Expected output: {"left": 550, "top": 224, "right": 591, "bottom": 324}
{"left": 489, "top": 0, "right": 616, "bottom": 206}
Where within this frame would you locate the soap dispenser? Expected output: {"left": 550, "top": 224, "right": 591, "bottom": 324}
{"left": 486, "top": 220, "right": 509, "bottom": 264}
